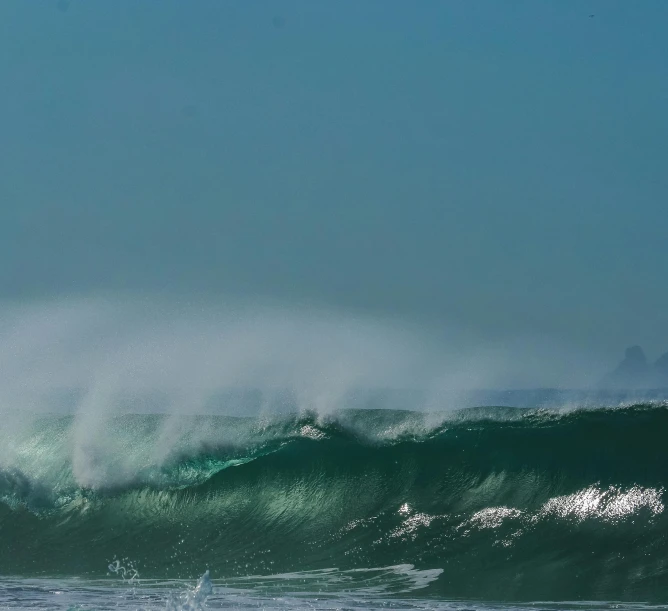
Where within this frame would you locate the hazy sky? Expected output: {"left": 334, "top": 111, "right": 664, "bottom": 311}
{"left": 1, "top": 0, "right": 667, "bottom": 370}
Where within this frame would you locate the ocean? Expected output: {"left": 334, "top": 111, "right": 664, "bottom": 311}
{"left": 2, "top": 400, "right": 668, "bottom": 610}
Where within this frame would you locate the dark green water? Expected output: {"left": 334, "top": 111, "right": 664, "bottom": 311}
{"left": 2, "top": 404, "right": 668, "bottom": 602}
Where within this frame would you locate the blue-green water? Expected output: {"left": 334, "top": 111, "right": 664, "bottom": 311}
{"left": 2, "top": 404, "right": 668, "bottom": 608}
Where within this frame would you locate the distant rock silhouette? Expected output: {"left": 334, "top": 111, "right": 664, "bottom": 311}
{"left": 654, "top": 351, "right": 668, "bottom": 384}
{"left": 604, "top": 345, "right": 650, "bottom": 387}
{"left": 601, "top": 346, "right": 668, "bottom": 388}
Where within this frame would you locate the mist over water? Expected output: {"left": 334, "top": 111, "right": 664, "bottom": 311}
{"left": 0, "top": 295, "right": 605, "bottom": 413}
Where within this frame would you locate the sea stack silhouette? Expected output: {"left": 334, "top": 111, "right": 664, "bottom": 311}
{"left": 601, "top": 345, "right": 668, "bottom": 388}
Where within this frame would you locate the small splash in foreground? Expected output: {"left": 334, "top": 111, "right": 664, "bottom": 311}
{"left": 166, "top": 570, "right": 213, "bottom": 611}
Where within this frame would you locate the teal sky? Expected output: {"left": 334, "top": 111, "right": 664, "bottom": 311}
{"left": 1, "top": 1, "right": 667, "bottom": 368}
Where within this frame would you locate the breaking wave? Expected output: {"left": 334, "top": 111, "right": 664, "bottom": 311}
{"left": 2, "top": 404, "right": 668, "bottom": 601}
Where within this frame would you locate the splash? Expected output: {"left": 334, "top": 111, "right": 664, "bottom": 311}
{"left": 166, "top": 571, "right": 213, "bottom": 611}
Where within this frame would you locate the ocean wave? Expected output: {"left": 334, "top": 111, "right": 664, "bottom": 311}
{"left": 2, "top": 404, "right": 668, "bottom": 601}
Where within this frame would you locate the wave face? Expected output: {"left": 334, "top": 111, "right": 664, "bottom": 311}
{"left": 2, "top": 404, "right": 668, "bottom": 602}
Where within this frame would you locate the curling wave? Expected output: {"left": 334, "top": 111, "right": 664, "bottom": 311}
{"left": 2, "top": 404, "right": 668, "bottom": 601}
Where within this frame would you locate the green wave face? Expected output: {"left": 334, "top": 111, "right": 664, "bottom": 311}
{"left": 2, "top": 405, "right": 668, "bottom": 602}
